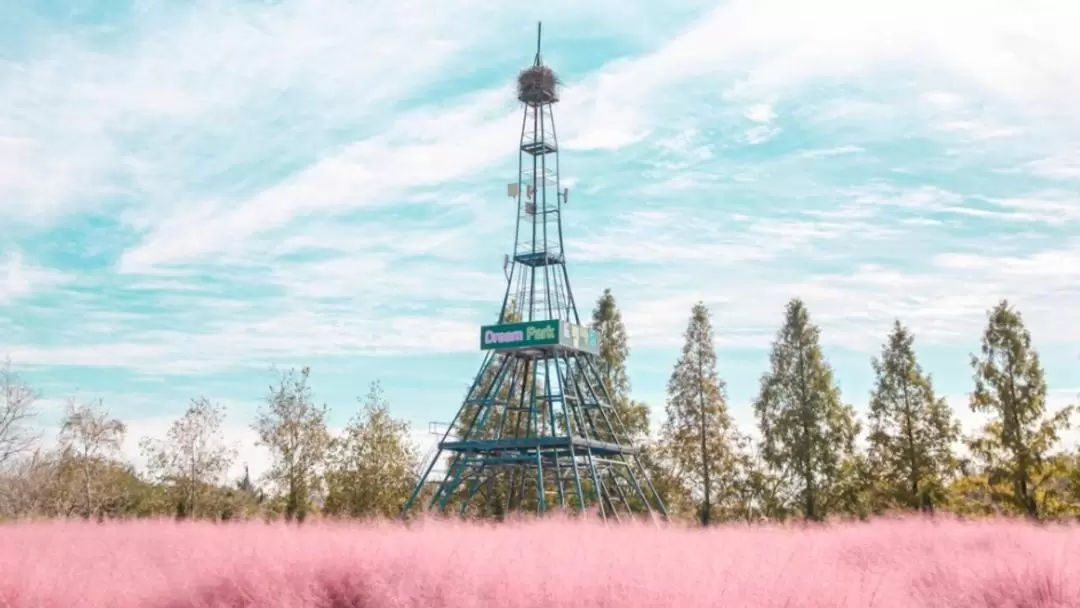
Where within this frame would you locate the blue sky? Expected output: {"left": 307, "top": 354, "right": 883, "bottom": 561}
{"left": 2, "top": 0, "right": 1078, "bottom": 479}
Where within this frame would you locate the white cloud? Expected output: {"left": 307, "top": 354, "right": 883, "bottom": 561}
{"left": 921, "top": 91, "right": 965, "bottom": 110}
{"left": 6, "top": 0, "right": 1080, "bottom": 427}
{"left": 935, "top": 120, "right": 1022, "bottom": 141}
{"left": 117, "top": 88, "right": 523, "bottom": 271}
{"left": 2, "top": 1, "right": 499, "bottom": 224}
{"left": 1023, "top": 150, "right": 1080, "bottom": 180}
{"left": 944, "top": 388, "right": 1080, "bottom": 450}
{"left": 5, "top": 312, "right": 483, "bottom": 374}
{"left": 0, "top": 251, "right": 71, "bottom": 305}
{"left": 795, "top": 145, "right": 864, "bottom": 159}
{"left": 107, "top": 0, "right": 1080, "bottom": 273}
{"left": 587, "top": 192, "right": 1080, "bottom": 353}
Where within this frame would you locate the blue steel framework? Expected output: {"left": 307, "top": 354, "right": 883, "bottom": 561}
{"left": 400, "top": 23, "right": 667, "bottom": 521}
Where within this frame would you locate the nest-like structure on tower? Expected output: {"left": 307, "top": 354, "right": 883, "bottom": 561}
{"left": 517, "top": 65, "right": 560, "bottom": 104}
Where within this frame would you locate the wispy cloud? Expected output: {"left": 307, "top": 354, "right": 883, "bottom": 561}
{"left": 0, "top": 251, "right": 71, "bottom": 305}
{"left": 4, "top": 0, "right": 1079, "bottom": 445}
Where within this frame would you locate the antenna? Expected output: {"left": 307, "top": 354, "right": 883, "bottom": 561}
{"left": 535, "top": 21, "right": 542, "bottom": 65}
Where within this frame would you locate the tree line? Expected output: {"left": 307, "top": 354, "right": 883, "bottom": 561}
{"left": 0, "top": 293, "right": 1076, "bottom": 525}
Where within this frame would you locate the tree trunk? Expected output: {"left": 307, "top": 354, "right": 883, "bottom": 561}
{"left": 898, "top": 374, "right": 921, "bottom": 511}
{"left": 796, "top": 344, "right": 816, "bottom": 521}
{"left": 697, "top": 358, "right": 710, "bottom": 527}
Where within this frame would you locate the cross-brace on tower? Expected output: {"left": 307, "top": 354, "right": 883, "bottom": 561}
{"left": 401, "top": 23, "right": 666, "bottom": 521}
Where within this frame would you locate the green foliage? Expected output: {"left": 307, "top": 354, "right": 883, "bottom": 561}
{"left": 139, "top": 398, "right": 236, "bottom": 519}
{"left": 753, "top": 298, "right": 859, "bottom": 521}
{"left": 324, "top": 381, "right": 418, "bottom": 519}
{"left": 966, "top": 300, "right": 1074, "bottom": 519}
{"left": 5, "top": 298, "right": 1080, "bottom": 526}
{"left": 252, "top": 367, "right": 331, "bottom": 522}
{"left": 638, "top": 443, "right": 695, "bottom": 520}
{"left": 661, "top": 302, "right": 741, "bottom": 526}
{"left": 57, "top": 398, "right": 128, "bottom": 519}
{"left": 590, "top": 288, "right": 651, "bottom": 443}
{"left": 866, "top": 321, "right": 960, "bottom": 513}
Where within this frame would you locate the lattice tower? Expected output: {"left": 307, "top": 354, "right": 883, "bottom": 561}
{"left": 401, "top": 23, "right": 666, "bottom": 521}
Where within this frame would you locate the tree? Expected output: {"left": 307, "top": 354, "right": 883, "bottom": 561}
{"left": 966, "top": 300, "right": 1074, "bottom": 518}
{"left": 590, "top": 288, "right": 650, "bottom": 443}
{"left": 0, "top": 360, "right": 40, "bottom": 470}
{"left": 252, "top": 367, "right": 331, "bottom": 522}
{"left": 866, "top": 320, "right": 960, "bottom": 513}
{"left": 139, "top": 397, "right": 237, "bottom": 519}
{"left": 636, "top": 442, "right": 696, "bottom": 521}
{"left": 753, "top": 298, "right": 859, "bottom": 521}
{"left": 0, "top": 449, "right": 54, "bottom": 519}
{"left": 324, "top": 381, "right": 418, "bottom": 519}
{"left": 661, "top": 302, "right": 742, "bottom": 526}
{"left": 56, "top": 397, "right": 127, "bottom": 519}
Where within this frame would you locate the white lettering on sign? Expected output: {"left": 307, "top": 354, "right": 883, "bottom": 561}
{"left": 484, "top": 329, "right": 524, "bottom": 344}
{"left": 526, "top": 325, "right": 556, "bottom": 341}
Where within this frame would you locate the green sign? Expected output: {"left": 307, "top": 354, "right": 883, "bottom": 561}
{"left": 480, "top": 319, "right": 600, "bottom": 355}
{"left": 480, "top": 320, "right": 559, "bottom": 350}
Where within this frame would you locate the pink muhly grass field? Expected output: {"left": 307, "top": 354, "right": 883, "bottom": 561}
{"left": 1, "top": 515, "right": 1077, "bottom": 608}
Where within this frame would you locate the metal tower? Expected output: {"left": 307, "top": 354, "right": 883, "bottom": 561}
{"left": 401, "top": 23, "right": 666, "bottom": 521}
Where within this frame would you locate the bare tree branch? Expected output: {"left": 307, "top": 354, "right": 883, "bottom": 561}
{"left": 0, "top": 359, "right": 41, "bottom": 470}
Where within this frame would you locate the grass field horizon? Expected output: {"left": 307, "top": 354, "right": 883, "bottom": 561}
{"left": 2, "top": 514, "right": 1077, "bottom": 607}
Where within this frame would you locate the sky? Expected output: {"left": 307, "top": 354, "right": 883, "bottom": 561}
{"left": 2, "top": 0, "right": 1079, "bottom": 482}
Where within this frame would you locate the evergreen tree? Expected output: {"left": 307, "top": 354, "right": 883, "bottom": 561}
{"left": 324, "top": 381, "right": 418, "bottom": 519}
{"left": 590, "top": 288, "right": 650, "bottom": 443}
{"left": 867, "top": 320, "right": 960, "bottom": 513}
{"left": 966, "top": 300, "right": 1074, "bottom": 518}
{"left": 753, "top": 298, "right": 859, "bottom": 521}
{"left": 252, "top": 367, "right": 331, "bottom": 522}
{"left": 661, "top": 302, "right": 741, "bottom": 526}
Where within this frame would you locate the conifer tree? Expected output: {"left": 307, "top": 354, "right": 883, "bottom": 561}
{"left": 590, "top": 288, "right": 650, "bottom": 443}
{"left": 966, "top": 300, "right": 1074, "bottom": 518}
{"left": 867, "top": 320, "right": 960, "bottom": 513}
{"left": 661, "top": 302, "right": 740, "bottom": 526}
{"left": 753, "top": 298, "right": 859, "bottom": 521}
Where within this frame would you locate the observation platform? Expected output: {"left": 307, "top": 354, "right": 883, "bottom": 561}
{"left": 521, "top": 140, "right": 558, "bottom": 156}
{"left": 513, "top": 250, "right": 565, "bottom": 267}
{"left": 439, "top": 435, "right": 638, "bottom": 458}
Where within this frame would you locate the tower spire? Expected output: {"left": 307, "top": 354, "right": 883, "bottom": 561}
{"left": 401, "top": 25, "right": 666, "bottom": 522}
{"left": 535, "top": 21, "right": 542, "bottom": 66}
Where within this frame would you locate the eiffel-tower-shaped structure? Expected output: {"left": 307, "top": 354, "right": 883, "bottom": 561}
{"left": 401, "top": 23, "right": 666, "bottom": 521}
